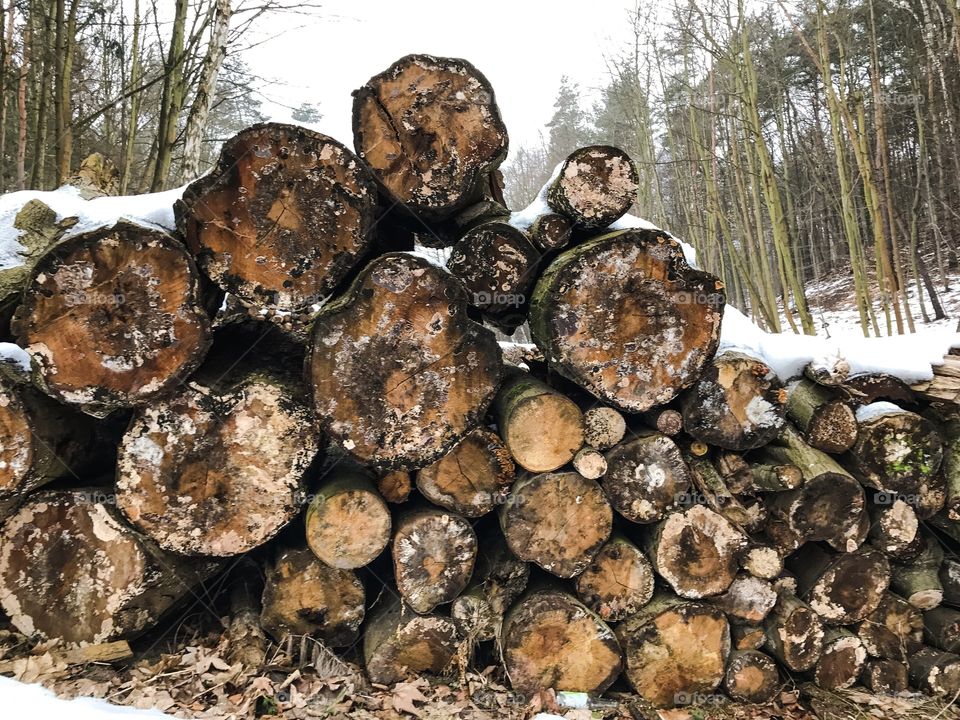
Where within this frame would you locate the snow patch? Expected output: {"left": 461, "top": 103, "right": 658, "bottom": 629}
{"left": 855, "top": 401, "right": 905, "bottom": 423}
{"left": 0, "top": 343, "right": 31, "bottom": 372}
{"left": 0, "top": 677, "right": 173, "bottom": 718}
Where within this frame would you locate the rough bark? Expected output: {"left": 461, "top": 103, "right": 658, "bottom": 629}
{"left": 762, "top": 593, "right": 825, "bottom": 672}
{"left": 908, "top": 646, "right": 960, "bottom": 695}
{"left": 788, "top": 545, "right": 890, "bottom": 625}
{"left": 856, "top": 591, "right": 924, "bottom": 660}
{"left": 724, "top": 649, "right": 780, "bottom": 703}
{"left": 546, "top": 146, "right": 638, "bottom": 229}
{"left": 574, "top": 535, "right": 654, "bottom": 622}
{"left": 11, "top": 221, "right": 212, "bottom": 417}
{"left": 686, "top": 454, "right": 763, "bottom": 528}
{"left": 529, "top": 229, "right": 725, "bottom": 413}
{"left": 861, "top": 658, "right": 909, "bottom": 693}
{"left": 813, "top": 628, "right": 867, "bottom": 690}
{"left": 309, "top": 253, "right": 502, "bottom": 468}
{"left": 924, "top": 606, "right": 960, "bottom": 652}
{"left": 890, "top": 536, "right": 944, "bottom": 610}
{"left": 602, "top": 432, "right": 691, "bottom": 523}
{"left": 785, "top": 379, "right": 858, "bottom": 454}
{"left": 582, "top": 406, "right": 626, "bottom": 450}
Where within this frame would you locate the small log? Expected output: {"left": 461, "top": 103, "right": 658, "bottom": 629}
{"left": 602, "top": 432, "right": 691, "bottom": 523}
{"left": 392, "top": 506, "right": 477, "bottom": 613}
{"left": 941, "top": 558, "right": 960, "bottom": 605}
{"left": 615, "top": 590, "right": 730, "bottom": 708}
{"left": 582, "top": 406, "right": 627, "bottom": 450}
{"left": 352, "top": 54, "right": 508, "bottom": 222}
{"left": 709, "top": 574, "right": 778, "bottom": 625}
{"left": 924, "top": 606, "right": 960, "bottom": 652}
{"left": 856, "top": 591, "right": 924, "bottom": 660}
{"left": 529, "top": 229, "right": 724, "bottom": 413}
{"left": 908, "top": 646, "right": 960, "bottom": 695}
{"left": 377, "top": 470, "right": 412, "bottom": 504}
{"left": 861, "top": 658, "right": 909, "bottom": 694}
{"left": 788, "top": 545, "right": 890, "bottom": 625}
{"left": 909, "top": 354, "right": 960, "bottom": 405}
{"left": 747, "top": 463, "right": 804, "bottom": 493}
{"left": 572, "top": 446, "right": 607, "bottom": 479}
{"left": 732, "top": 625, "right": 767, "bottom": 650}
{"left": 643, "top": 504, "right": 747, "bottom": 599}
{"left": 813, "top": 628, "right": 866, "bottom": 690}
{"left": 740, "top": 542, "right": 784, "bottom": 580}
{"left": 446, "top": 222, "right": 541, "bottom": 332}
{"left": 867, "top": 494, "right": 923, "bottom": 559}
{"left": 680, "top": 352, "right": 787, "bottom": 451}
{"left": 546, "top": 146, "right": 638, "bottom": 229}
{"left": 500, "top": 471, "right": 611, "bottom": 577}
{"left": 416, "top": 428, "right": 515, "bottom": 517}
{"left": 305, "top": 467, "right": 392, "bottom": 569}
{"left": 785, "top": 379, "right": 858, "bottom": 454}
{"left": 574, "top": 535, "right": 654, "bottom": 622}
{"left": 502, "top": 586, "right": 622, "bottom": 695}
{"left": 527, "top": 213, "right": 573, "bottom": 251}
{"left": 362, "top": 597, "right": 460, "bottom": 685}
{"left": 116, "top": 369, "right": 320, "bottom": 556}
{"left": 640, "top": 407, "right": 684, "bottom": 437}
{"left": 226, "top": 573, "right": 269, "bottom": 668}
{"left": 176, "top": 123, "right": 378, "bottom": 311}
{"left": 450, "top": 586, "right": 499, "bottom": 642}
{"left": 762, "top": 593, "right": 825, "bottom": 672}
{"left": 714, "top": 451, "right": 752, "bottom": 493}
{"left": 686, "top": 453, "right": 760, "bottom": 527}
{"left": 0, "top": 490, "right": 217, "bottom": 645}
{"left": 724, "top": 649, "right": 780, "bottom": 704}
{"left": 309, "top": 253, "right": 502, "bottom": 468}
{"left": 11, "top": 221, "right": 212, "bottom": 416}
{"left": 890, "top": 536, "right": 944, "bottom": 610}
{"left": 260, "top": 547, "right": 365, "bottom": 647}
{"left": 454, "top": 531, "right": 529, "bottom": 641}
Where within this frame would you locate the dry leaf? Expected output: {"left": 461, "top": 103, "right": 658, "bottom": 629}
{"left": 392, "top": 679, "right": 430, "bottom": 716}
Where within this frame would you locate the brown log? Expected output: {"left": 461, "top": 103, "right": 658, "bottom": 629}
{"left": 376, "top": 470, "right": 412, "bottom": 504}
{"left": 813, "top": 628, "right": 866, "bottom": 690}
{"left": 449, "top": 586, "right": 499, "bottom": 643}
{"left": 785, "top": 379, "right": 857, "bottom": 454}
{"left": 493, "top": 368, "right": 583, "bottom": 473}
{"left": 260, "top": 547, "right": 365, "bottom": 647}
{"left": 500, "top": 471, "right": 611, "bottom": 577}
{"left": 709, "top": 574, "right": 778, "bottom": 625}
{"left": 941, "top": 558, "right": 960, "bottom": 606}
{"left": 582, "top": 406, "right": 627, "bottom": 450}
{"left": 640, "top": 407, "right": 684, "bottom": 436}
{"left": 861, "top": 658, "right": 909, "bottom": 694}
{"left": 392, "top": 506, "right": 477, "bottom": 613}
{"left": 856, "top": 592, "right": 924, "bottom": 660}
{"left": 574, "top": 535, "right": 654, "bottom": 622}
{"left": 731, "top": 625, "right": 767, "bottom": 650}
{"left": 867, "top": 494, "right": 923, "bottom": 559}
{"left": 908, "top": 646, "right": 960, "bottom": 695}
{"left": 362, "top": 597, "right": 459, "bottom": 685}
{"left": 924, "top": 606, "right": 960, "bottom": 652}
{"left": 788, "top": 545, "right": 890, "bottom": 625}
{"left": 116, "top": 368, "right": 320, "bottom": 556}
{"left": 0, "top": 490, "right": 217, "bottom": 645}
{"left": 526, "top": 212, "right": 573, "bottom": 251}
{"left": 723, "top": 649, "right": 780, "bottom": 703}
{"left": 352, "top": 54, "right": 508, "bottom": 223}
{"left": 910, "top": 354, "right": 960, "bottom": 405}
{"left": 615, "top": 590, "right": 730, "bottom": 708}
{"left": 11, "top": 221, "right": 212, "bottom": 416}
{"left": 680, "top": 352, "right": 787, "bottom": 451}
{"left": 602, "top": 432, "right": 691, "bottom": 523}
{"left": 446, "top": 222, "right": 541, "bottom": 332}
{"left": 308, "top": 253, "right": 502, "bottom": 468}
{"left": 415, "top": 428, "right": 514, "bottom": 517}
{"left": 546, "top": 146, "right": 638, "bottom": 229}
{"left": 176, "top": 123, "right": 378, "bottom": 311}
{"left": 502, "top": 586, "right": 622, "bottom": 695}
{"left": 762, "top": 593, "right": 825, "bottom": 672}
{"left": 890, "top": 536, "right": 944, "bottom": 610}
{"left": 529, "top": 229, "right": 724, "bottom": 413}
{"left": 225, "top": 574, "right": 269, "bottom": 668}
{"left": 572, "top": 446, "right": 607, "bottom": 479}
{"left": 305, "top": 466, "right": 392, "bottom": 570}
{"left": 643, "top": 504, "right": 747, "bottom": 599}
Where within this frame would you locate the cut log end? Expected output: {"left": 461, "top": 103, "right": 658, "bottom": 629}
{"left": 763, "top": 594, "right": 825, "bottom": 672}
{"left": 546, "top": 146, "right": 638, "bottom": 229}
{"left": 850, "top": 409, "right": 943, "bottom": 496}
{"left": 572, "top": 446, "right": 608, "bottom": 479}
{"left": 861, "top": 659, "right": 909, "bottom": 694}
{"left": 574, "top": 536, "right": 654, "bottom": 621}
{"left": 724, "top": 650, "right": 780, "bottom": 704}
{"left": 603, "top": 433, "right": 691, "bottom": 523}
{"left": 814, "top": 632, "right": 867, "bottom": 690}
{"left": 363, "top": 599, "right": 460, "bottom": 686}
{"left": 582, "top": 406, "right": 626, "bottom": 450}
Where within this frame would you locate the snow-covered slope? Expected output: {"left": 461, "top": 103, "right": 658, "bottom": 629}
{"left": 0, "top": 677, "right": 172, "bottom": 718}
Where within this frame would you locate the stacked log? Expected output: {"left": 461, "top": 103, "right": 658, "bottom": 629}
{"left": 0, "top": 52, "right": 960, "bottom": 712}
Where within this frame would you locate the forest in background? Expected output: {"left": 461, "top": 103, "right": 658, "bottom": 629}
{"left": 0, "top": 0, "right": 958, "bottom": 337}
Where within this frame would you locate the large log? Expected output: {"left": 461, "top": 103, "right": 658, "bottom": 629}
{"left": 529, "top": 229, "right": 724, "bottom": 413}
{"left": 812, "top": 628, "right": 867, "bottom": 690}
{"left": 500, "top": 471, "right": 611, "bottom": 577}
{"left": 785, "top": 378, "right": 858, "bottom": 454}
{"left": 615, "top": 591, "right": 730, "bottom": 708}
{"left": 602, "top": 432, "right": 691, "bottom": 523}
{"left": 679, "top": 352, "right": 787, "bottom": 451}
{"left": 493, "top": 368, "right": 583, "bottom": 473}
{"left": 856, "top": 591, "right": 924, "bottom": 660}
{"left": 762, "top": 593, "right": 825, "bottom": 672}
{"left": 176, "top": 123, "right": 378, "bottom": 312}
{"left": 545, "top": 146, "right": 638, "bottom": 229}
{"left": 723, "top": 649, "right": 780, "bottom": 703}
{"left": 116, "top": 367, "right": 321, "bottom": 556}
{"left": 574, "top": 535, "right": 654, "bottom": 621}
{"left": 0, "top": 490, "right": 217, "bottom": 645}
{"left": 867, "top": 494, "right": 923, "bottom": 559}
{"left": 308, "top": 253, "right": 502, "bottom": 468}
{"left": 788, "top": 545, "right": 890, "bottom": 625}
{"left": 11, "top": 221, "right": 212, "bottom": 416}
{"left": 352, "top": 54, "right": 508, "bottom": 222}
{"left": 502, "top": 586, "right": 622, "bottom": 695}
{"left": 260, "top": 547, "right": 365, "bottom": 647}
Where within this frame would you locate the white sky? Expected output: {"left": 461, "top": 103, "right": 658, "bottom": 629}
{"left": 242, "top": 0, "right": 639, "bottom": 159}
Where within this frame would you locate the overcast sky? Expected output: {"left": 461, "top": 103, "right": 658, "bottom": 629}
{"left": 242, "top": 0, "right": 639, "bottom": 159}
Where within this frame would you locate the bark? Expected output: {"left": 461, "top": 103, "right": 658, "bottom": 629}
{"left": 924, "top": 606, "right": 960, "bottom": 652}
{"left": 938, "top": 412, "right": 960, "bottom": 520}
{"left": 861, "top": 658, "right": 909, "bottom": 694}
{"left": 392, "top": 506, "right": 477, "bottom": 613}
{"left": 11, "top": 221, "right": 212, "bottom": 417}
{"left": 499, "top": 471, "right": 611, "bottom": 578}
{"left": 602, "top": 432, "right": 691, "bottom": 523}
{"left": 746, "top": 463, "right": 804, "bottom": 493}
{"left": 908, "top": 646, "right": 960, "bottom": 695}
{"left": 709, "top": 574, "right": 778, "bottom": 625}
{"left": 260, "top": 547, "right": 364, "bottom": 647}
{"left": 352, "top": 54, "right": 508, "bottom": 222}
{"left": 686, "top": 454, "right": 763, "bottom": 528}
{"left": 546, "top": 146, "right": 638, "bottom": 229}
{"left": 788, "top": 545, "right": 890, "bottom": 625}
{"left": 941, "top": 558, "right": 960, "bottom": 606}
{"left": 680, "top": 352, "right": 787, "bottom": 451}
{"left": 856, "top": 591, "right": 924, "bottom": 660}
{"left": 502, "top": 586, "right": 622, "bottom": 695}
{"left": 724, "top": 649, "right": 780, "bottom": 703}
{"left": 785, "top": 379, "right": 858, "bottom": 454}
{"left": 416, "top": 428, "right": 514, "bottom": 517}
{"left": 812, "top": 628, "right": 866, "bottom": 690}
{"left": 762, "top": 593, "right": 825, "bottom": 672}
{"left": 309, "top": 253, "right": 502, "bottom": 468}
{"left": 529, "top": 229, "right": 724, "bottom": 413}
{"left": 572, "top": 446, "right": 607, "bottom": 479}
{"left": 615, "top": 590, "right": 730, "bottom": 708}
{"left": 225, "top": 573, "right": 268, "bottom": 668}
{"left": 889, "top": 536, "right": 944, "bottom": 610}
{"left": 0, "top": 490, "right": 218, "bottom": 646}
{"left": 574, "top": 535, "right": 654, "bottom": 622}
{"left": 177, "top": 123, "right": 379, "bottom": 312}
{"left": 493, "top": 368, "right": 583, "bottom": 473}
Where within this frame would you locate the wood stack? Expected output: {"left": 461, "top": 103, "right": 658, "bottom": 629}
{"left": 0, "top": 52, "right": 958, "bottom": 710}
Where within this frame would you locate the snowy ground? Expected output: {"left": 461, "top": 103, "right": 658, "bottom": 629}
{"left": 0, "top": 676, "right": 172, "bottom": 718}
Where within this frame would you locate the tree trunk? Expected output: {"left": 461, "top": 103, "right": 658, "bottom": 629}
{"left": 546, "top": 146, "right": 638, "bottom": 229}
{"left": 415, "top": 428, "right": 514, "bottom": 517}
{"left": 308, "top": 253, "right": 502, "bottom": 468}
{"left": 908, "top": 646, "right": 960, "bottom": 695}
{"left": 582, "top": 406, "right": 626, "bottom": 450}
{"left": 574, "top": 535, "right": 654, "bottom": 622}
{"left": 602, "top": 432, "right": 691, "bottom": 523}
{"left": 762, "top": 592, "right": 825, "bottom": 672}
{"left": 861, "top": 658, "right": 909, "bottom": 693}
{"left": 150, "top": 0, "right": 188, "bottom": 190}
{"left": 709, "top": 574, "right": 778, "bottom": 625}
{"left": 11, "top": 221, "right": 212, "bottom": 417}
{"left": 392, "top": 506, "right": 477, "bottom": 613}
{"left": 812, "top": 628, "right": 866, "bottom": 690}
{"left": 724, "top": 649, "right": 780, "bottom": 703}
{"left": 529, "top": 229, "right": 724, "bottom": 413}
{"left": 785, "top": 379, "right": 857, "bottom": 454}
{"left": 788, "top": 545, "right": 890, "bottom": 625}
{"left": 352, "top": 54, "right": 508, "bottom": 223}
{"left": 856, "top": 591, "right": 924, "bottom": 660}
{"left": 15, "top": 15, "right": 28, "bottom": 189}
{"left": 499, "top": 471, "right": 611, "bottom": 578}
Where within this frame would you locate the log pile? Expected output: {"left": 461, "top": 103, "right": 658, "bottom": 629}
{"left": 0, "top": 52, "right": 959, "bottom": 711}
